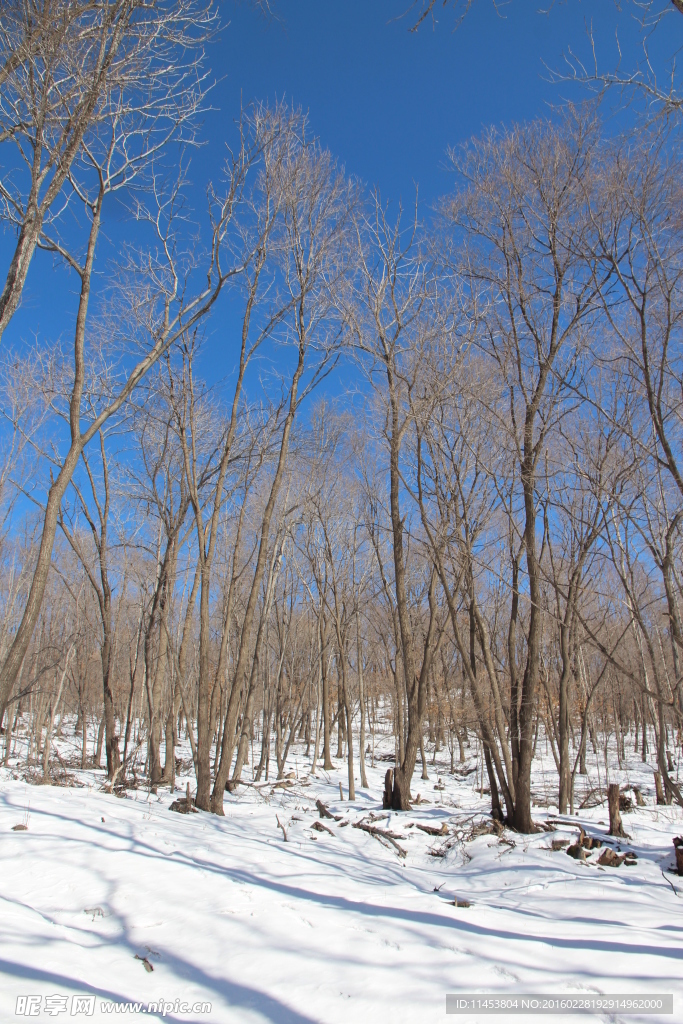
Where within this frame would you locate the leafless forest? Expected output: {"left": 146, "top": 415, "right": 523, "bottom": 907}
{"left": 1, "top": 0, "right": 682, "bottom": 837}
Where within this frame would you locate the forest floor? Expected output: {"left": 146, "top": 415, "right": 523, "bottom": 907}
{"left": 0, "top": 724, "right": 682, "bottom": 1023}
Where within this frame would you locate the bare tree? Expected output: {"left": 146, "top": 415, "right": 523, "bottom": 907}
{"left": 0, "top": 97, "right": 260, "bottom": 732}
{"left": 351, "top": 195, "right": 443, "bottom": 810}
{"left": 175, "top": 103, "right": 309, "bottom": 810}
{"left": 0, "top": 0, "right": 215, "bottom": 340}
{"left": 57, "top": 429, "right": 124, "bottom": 779}
{"left": 439, "top": 110, "right": 601, "bottom": 830}
{"left": 210, "top": 120, "right": 357, "bottom": 814}
{"left": 408, "top": 1, "right": 683, "bottom": 118}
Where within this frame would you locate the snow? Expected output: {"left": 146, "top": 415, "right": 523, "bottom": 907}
{"left": 1, "top": 725, "right": 682, "bottom": 1023}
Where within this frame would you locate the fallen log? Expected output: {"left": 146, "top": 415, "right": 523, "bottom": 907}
{"left": 415, "top": 822, "right": 449, "bottom": 837}
{"left": 353, "top": 820, "right": 407, "bottom": 858}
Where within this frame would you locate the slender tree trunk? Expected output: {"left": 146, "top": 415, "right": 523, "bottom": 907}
{"left": 513, "top": 435, "right": 542, "bottom": 834}
{"left": 212, "top": 349, "right": 305, "bottom": 814}
{"left": 356, "top": 611, "right": 368, "bottom": 788}
{"left": 321, "top": 618, "right": 333, "bottom": 768}
{"left": 558, "top": 659, "right": 571, "bottom": 814}
{"left": 508, "top": 558, "right": 521, "bottom": 794}
{"left": 195, "top": 562, "right": 214, "bottom": 808}
{"left": 163, "top": 706, "right": 175, "bottom": 788}
{"left": 94, "top": 713, "right": 105, "bottom": 768}
{"left": 336, "top": 641, "right": 355, "bottom": 801}
{"left": 336, "top": 681, "right": 344, "bottom": 758}
{"left": 0, "top": 192, "right": 103, "bottom": 728}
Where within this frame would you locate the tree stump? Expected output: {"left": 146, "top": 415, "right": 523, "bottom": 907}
{"left": 169, "top": 782, "right": 197, "bottom": 814}
{"left": 673, "top": 837, "right": 683, "bottom": 877}
{"left": 597, "top": 847, "right": 625, "bottom": 867}
{"left": 383, "top": 768, "right": 393, "bottom": 810}
{"left": 608, "top": 783, "right": 625, "bottom": 837}
{"left": 566, "top": 843, "right": 586, "bottom": 861}
{"left": 654, "top": 770, "right": 666, "bottom": 806}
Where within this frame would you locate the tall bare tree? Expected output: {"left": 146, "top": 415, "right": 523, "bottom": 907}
{"left": 0, "top": 0, "right": 214, "bottom": 339}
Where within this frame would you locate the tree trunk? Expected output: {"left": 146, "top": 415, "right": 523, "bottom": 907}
{"left": 336, "top": 679, "right": 345, "bottom": 758}
{"left": 608, "top": 782, "right": 625, "bottom": 836}
{"left": 337, "top": 642, "right": 355, "bottom": 801}
{"left": 484, "top": 740, "right": 502, "bottom": 820}
{"left": 212, "top": 348, "right": 305, "bottom": 814}
{"left": 195, "top": 561, "right": 213, "bottom": 808}
{"left": 94, "top": 713, "right": 105, "bottom": 768}
{"left": 513, "top": 432, "right": 542, "bottom": 834}
{"left": 101, "top": 616, "right": 120, "bottom": 782}
{"left": 0, "top": 444, "right": 83, "bottom": 727}
{"left": 0, "top": 194, "right": 103, "bottom": 728}
{"left": 321, "top": 621, "right": 333, "bottom": 768}
{"left": 558, "top": 663, "right": 571, "bottom": 813}
{"left": 356, "top": 611, "right": 368, "bottom": 788}
{"left": 163, "top": 705, "right": 175, "bottom": 789}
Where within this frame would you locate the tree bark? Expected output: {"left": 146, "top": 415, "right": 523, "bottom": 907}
{"left": 608, "top": 782, "right": 625, "bottom": 836}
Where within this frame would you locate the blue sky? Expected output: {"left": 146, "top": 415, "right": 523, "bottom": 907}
{"left": 183, "top": 0, "right": 655, "bottom": 389}
{"left": 208, "top": 0, "right": 638, "bottom": 205}
{"left": 1, "top": 1, "right": 677, "bottom": 417}
{"left": 1, "top": 1, "right": 664, "bottom": 346}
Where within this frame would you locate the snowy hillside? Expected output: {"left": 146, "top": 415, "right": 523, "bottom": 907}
{"left": 1, "top": 727, "right": 681, "bottom": 1023}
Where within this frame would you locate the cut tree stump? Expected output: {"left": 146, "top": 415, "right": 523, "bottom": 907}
{"left": 674, "top": 837, "right": 683, "bottom": 876}
{"left": 598, "top": 847, "right": 625, "bottom": 867}
{"left": 383, "top": 768, "right": 393, "bottom": 810}
{"left": 566, "top": 843, "right": 586, "bottom": 861}
{"left": 170, "top": 783, "right": 197, "bottom": 814}
{"left": 608, "top": 784, "right": 625, "bottom": 837}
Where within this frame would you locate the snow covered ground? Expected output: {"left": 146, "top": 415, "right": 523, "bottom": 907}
{"left": 1, "top": 723, "right": 682, "bottom": 1023}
